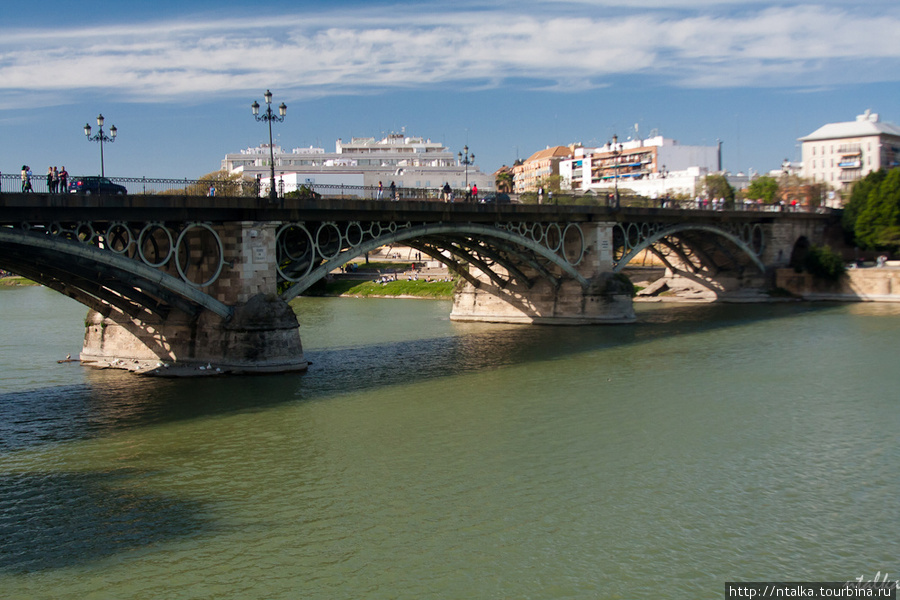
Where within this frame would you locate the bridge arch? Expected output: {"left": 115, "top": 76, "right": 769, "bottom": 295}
{"left": 278, "top": 221, "right": 590, "bottom": 301}
{"left": 613, "top": 222, "right": 767, "bottom": 274}
{"left": 0, "top": 227, "right": 232, "bottom": 319}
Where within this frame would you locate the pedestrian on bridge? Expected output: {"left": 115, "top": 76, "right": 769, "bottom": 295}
{"left": 390, "top": 181, "right": 396, "bottom": 201}
{"left": 59, "top": 166, "right": 68, "bottom": 193}
{"left": 21, "top": 166, "right": 33, "bottom": 193}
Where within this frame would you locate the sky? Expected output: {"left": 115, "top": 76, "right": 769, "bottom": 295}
{"left": 2, "top": 0, "right": 899, "bottom": 181}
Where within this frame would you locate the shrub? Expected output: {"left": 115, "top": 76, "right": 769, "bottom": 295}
{"left": 803, "top": 245, "right": 846, "bottom": 281}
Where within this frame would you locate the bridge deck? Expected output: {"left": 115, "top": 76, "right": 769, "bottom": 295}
{"left": 0, "top": 193, "right": 835, "bottom": 226}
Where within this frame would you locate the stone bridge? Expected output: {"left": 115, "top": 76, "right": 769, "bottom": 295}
{"left": 0, "top": 193, "right": 841, "bottom": 373}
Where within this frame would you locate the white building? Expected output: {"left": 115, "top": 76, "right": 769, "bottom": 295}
{"left": 799, "top": 110, "right": 900, "bottom": 190}
{"left": 222, "top": 134, "right": 494, "bottom": 197}
{"left": 559, "top": 135, "right": 723, "bottom": 197}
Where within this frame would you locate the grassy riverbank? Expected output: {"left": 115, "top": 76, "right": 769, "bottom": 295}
{"left": 0, "top": 276, "right": 36, "bottom": 287}
{"left": 317, "top": 278, "right": 455, "bottom": 299}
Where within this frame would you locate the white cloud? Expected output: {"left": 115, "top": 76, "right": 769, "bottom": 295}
{"left": 1, "top": 3, "right": 898, "bottom": 107}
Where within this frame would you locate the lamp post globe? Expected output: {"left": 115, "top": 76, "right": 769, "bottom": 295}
{"left": 458, "top": 145, "right": 475, "bottom": 199}
{"left": 84, "top": 113, "right": 117, "bottom": 177}
{"left": 610, "top": 134, "right": 621, "bottom": 209}
{"left": 251, "top": 90, "right": 287, "bottom": 204}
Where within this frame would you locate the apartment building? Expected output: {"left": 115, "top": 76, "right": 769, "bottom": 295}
{"left": 559, "top": 135, "right": 721, "bottom": 197}
{"left": 513, "top": 146, "right": 574, "bottom": 193}
{"left": 221, "top": 134, "right": 494, "bottom": 196}
{"left": 799, "top": 110, "right": 900, "bottom": 190}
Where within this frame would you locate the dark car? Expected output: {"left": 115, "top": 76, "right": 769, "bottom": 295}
{"left": 480, "top": 192, "right": 511, "bottom": 204}
{"left": 68, "top": 176, "right": 127, "bottom": 195}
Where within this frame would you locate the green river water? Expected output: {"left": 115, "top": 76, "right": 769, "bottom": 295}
{"left": 1, "top": 286, "right": 898, "bottom": 599}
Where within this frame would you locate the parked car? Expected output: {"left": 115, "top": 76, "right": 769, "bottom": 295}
{"left": 480, "top": 193, "right": 511, "bottom": 204}
{"left": 68, "top": 176, "right": 127, "bottom": 195}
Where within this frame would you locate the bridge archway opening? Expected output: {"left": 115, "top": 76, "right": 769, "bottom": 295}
{"left": 276, "top": 221, "right": 591, "bottom": 302}
{"left": 789, "top": 236, "right": 810, "bottom": 271}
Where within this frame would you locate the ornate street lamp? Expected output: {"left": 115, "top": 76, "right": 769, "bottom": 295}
{"left": 251, "top": 89, "right": 287, "bottom": 203}
{"left": 609, "top": 134, "right": 622, "bottom": 209}
{"left": 84, "top": 114, "right": 117, "bottom": 177}
{"left": 458, "top": 145, "right": 475, "bottom": 199}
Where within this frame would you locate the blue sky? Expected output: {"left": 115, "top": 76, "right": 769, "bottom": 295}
{"left": 2, "top": 0, "right": 899, "bottom": 181}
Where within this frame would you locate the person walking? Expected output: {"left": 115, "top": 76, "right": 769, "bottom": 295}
{"left": 442, "top": 182, "right": 451, "bottom": 202}
{"left": 472, "top": 183, "right": 478, "bottom": 202}
{"left": 389, "top": 181, "right": 396, "bottom": 201}
{"left": 377, "top": 181, "right": 384, "bottom": 200}
{"left": 51, "top": 167, "right": 60, "bottom": 194}
{"left": 22, "top": 165, "right": 33, "bottom": 193}
{"left": 58, "top": 166, "right": 68, "bottom": 193}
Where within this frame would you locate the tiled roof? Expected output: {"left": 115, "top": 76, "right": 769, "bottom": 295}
{"left": 524, "top": 146, "right": 573, "bottom": 163}
{"left": 799, "top": 112, "right": 900, "bottom": 142}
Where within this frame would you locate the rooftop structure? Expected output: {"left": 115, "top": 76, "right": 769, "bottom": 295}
{"left": 558, "top": 135, "right": 722, "bottom": 198}
{"left": 222, "top": 134, "right": 494, "bottom": 196}
{"left": 513, "top": 146, "right": 574, "bottom": 193}
{"left": 799, "top": 110, "right": 900, "bottom": 190}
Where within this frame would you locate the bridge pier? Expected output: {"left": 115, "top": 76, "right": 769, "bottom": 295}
{"left": 80, "top": 221, "right": 307, "bottom": 374}
{"left": 450, "top": 223, "right": 635, "bottom": 324}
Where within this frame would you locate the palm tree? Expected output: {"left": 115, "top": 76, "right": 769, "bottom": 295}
{"left": 495, "top": 167, "right": 514, "bottom": 193}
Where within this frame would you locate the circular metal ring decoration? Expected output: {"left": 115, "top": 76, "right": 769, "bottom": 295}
{"left": 516, "top": 222, "right": 531, "bottom": 238}
{"left": 276, "top": 223, "right": 315, "bottom": 282}
{"left": 625, "top": 222, "right": 642, "bottom": 251}
{"left": 174, "top": 222, "right": 225, "bottom": 288}
{"left": 76, "top": 222, "right": 95, "bottom": 244}
{"left": 750, "top": 223, "right": 765, "bottom": 255}
{"left": 544, "top": 222, "right": 563, "bottom": 253}
{"left": 138, "top": 222, "right": 175, "bottom": 268}
{"left": 106, "top": 221, "right": 134, "bottom": 255}
{"left": 562, "top": 223, "right": 585, "bottom": 266}
{"left": 315, "top": 222, "right": 343, "bottom": 261}
{"left": 345, "top": 221, "right": 365, "bottom": 247}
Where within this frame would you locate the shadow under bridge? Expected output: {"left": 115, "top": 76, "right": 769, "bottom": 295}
{"left": 276, "top": 219, "right": 594, "bottom": 301}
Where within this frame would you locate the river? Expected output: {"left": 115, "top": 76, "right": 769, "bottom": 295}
{"left": 1, "top": 285, "right": 898, "bottom": 599}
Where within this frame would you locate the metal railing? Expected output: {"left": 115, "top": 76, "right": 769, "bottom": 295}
{"left": 0, "top": 173, "right": 838, "bottom": 214}
{"left": 0, "top": 173, "right": 453, "bottom": 200}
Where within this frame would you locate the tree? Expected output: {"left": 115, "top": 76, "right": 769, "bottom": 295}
{"left": 843, "top": 169, "right": 888, "bottom": 243}
{"left": 703, "top": 174, "right": 735, "bottom": 206}
{"left": 854, "top": 169, "right": 900, "bottom": 250}
{"left": 172, "top": 169, "right": 258, "bottom": 197}
{"left": 747, "top": 175, "right": 779, "bottom": 204}
{"left": 495, "top": 168, "right": 514, "bottom": 193}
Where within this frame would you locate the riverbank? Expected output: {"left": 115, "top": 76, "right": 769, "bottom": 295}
{"left": 318, "top": 277, "right": 455, "bottom": 299}
{"left": 0, "top": 275, "right": 35, "bottom": 286}
{"left": 776, "top": 265, "right": 900, "bottom": 301}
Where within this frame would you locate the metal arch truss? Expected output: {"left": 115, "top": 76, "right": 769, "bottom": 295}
{"left": 278, "top": 220, "right": 590, "bottom": 301}
{"left": 0, "top": 221, "right": 232, "bottom": 319}
{"left": 612, "top": 222, "right": 767, "bottom": 273}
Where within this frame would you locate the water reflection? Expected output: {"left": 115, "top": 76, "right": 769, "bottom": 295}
{"left": 0, "top": 469, "right": 212, "bottom": 573}
{"left": 0, "top": 297, "right": 843, "bottom": 453}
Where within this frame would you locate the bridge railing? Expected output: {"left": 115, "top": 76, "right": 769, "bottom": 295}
{"left": 0, "top": 173, "right": 837, "bottom": 214}
{"left": 0, "top": 173, "right": 448, "bottom": 200}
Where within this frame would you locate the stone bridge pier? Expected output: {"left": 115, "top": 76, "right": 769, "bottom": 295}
{"left": 449, "top": 222, "right": 635, "bottom": 324}
{"left": 81, "top": 221, "right": 308, "bottom": 373}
